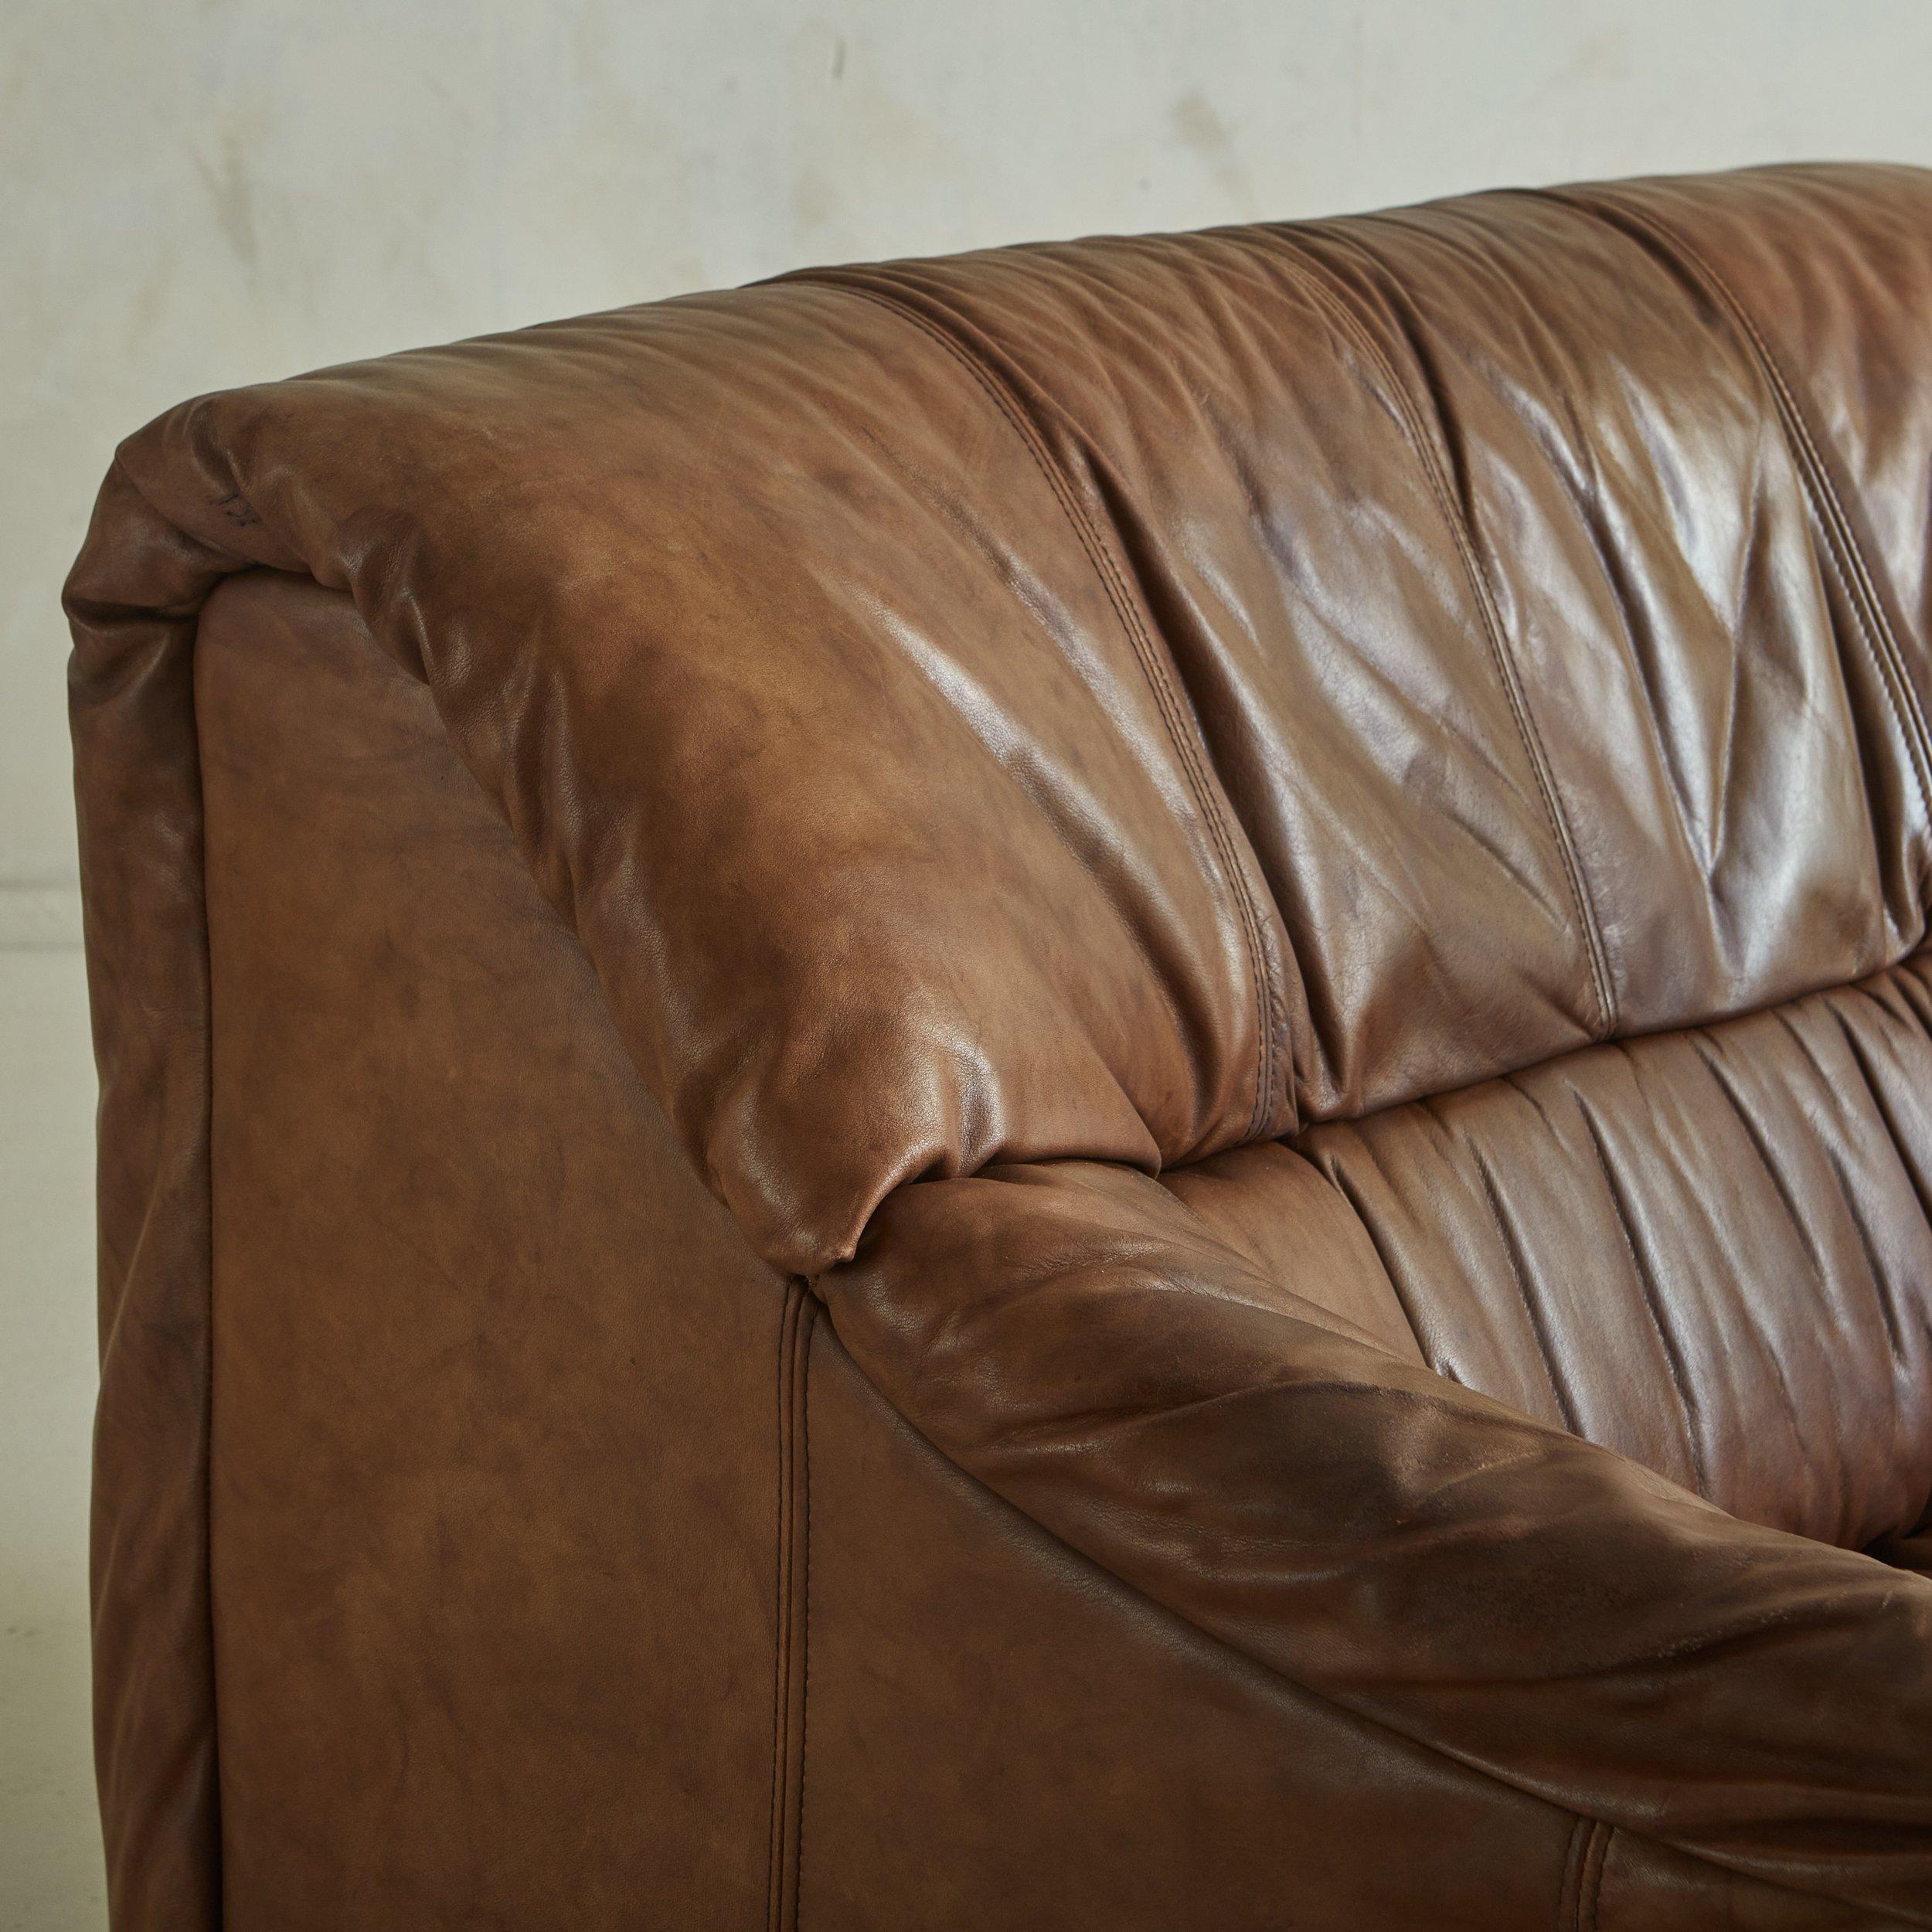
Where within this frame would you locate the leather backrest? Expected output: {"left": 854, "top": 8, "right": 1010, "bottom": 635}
{"left": 70, "top": 165, "right": 1932, "bottom": 1296}
{"left": 808, "top": 164, "right": 1932, "bottom": 1122}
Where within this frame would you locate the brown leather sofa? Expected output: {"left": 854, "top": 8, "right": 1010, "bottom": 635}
{"left": 66, "top": 165, "right": 1932, "bottom": 1930}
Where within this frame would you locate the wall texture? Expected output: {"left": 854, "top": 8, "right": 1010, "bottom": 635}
{"left": 6, "top": 2, "right": 1932, "bottom": 1925}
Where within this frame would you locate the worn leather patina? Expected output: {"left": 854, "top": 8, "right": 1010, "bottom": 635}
{"left": 68, "top": 165, "right": 1932, "bottom": 1929}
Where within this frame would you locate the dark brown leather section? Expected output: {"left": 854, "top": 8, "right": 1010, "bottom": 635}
{"left": 806, "top": 1313, "right": 1906, "bottom": 1932}
{"left": 196, "top": 574, "right": 783, "bottom": 1928}
{"left": 174, "top": 573, "right": 1831, "bottom": 1932}
{"left": 71, "top": 461, "right": 226, "bottom": 1932}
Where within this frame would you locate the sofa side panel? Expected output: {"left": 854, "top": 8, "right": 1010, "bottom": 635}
{"left": 196, "top": 571, "right": 784, "bottom": 1930}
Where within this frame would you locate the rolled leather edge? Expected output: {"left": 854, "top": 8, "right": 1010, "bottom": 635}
{"left": 815, "top": 1158, "right": 1932, "bottom": 1927}
{"left": 64, "top": 349, "right": 1268, "bottom": 1282}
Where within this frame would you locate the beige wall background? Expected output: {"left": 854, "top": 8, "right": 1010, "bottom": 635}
{"left": 6, "top": 0, "right": 1932, "bottom": 1922}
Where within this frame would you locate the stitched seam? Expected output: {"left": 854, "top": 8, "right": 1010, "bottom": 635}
{"left": 1267, "top": 239, "right": 1617, "bottom": 1038}
{"left": 766, "top": 1284, "right": 811, "bottom": 1932}
{"left": 765, "top": 1285, "right": 794, "bottom": 1932}
{"left": 1580, "top": 1821, "right": 1612, "bottom": 1932}
{"left": 794, "top": 1298, "right": 815, "bottom": 1932}
{"left": 1557, "top": 1815, "right": 1590, "bottom": 1932}
{"left": 1680, "top": 228, "right": 1932, "bottom": 825}
{"left": 1560, "top": 194, "right": 1932, "bottom": 871}
{"left": 804, "top": 275, "right": 1281, "bottom": 1141}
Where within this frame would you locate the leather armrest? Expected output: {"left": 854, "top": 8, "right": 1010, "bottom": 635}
{"left": 819, "top": 1159, "right": 1932, "bottom": 1927}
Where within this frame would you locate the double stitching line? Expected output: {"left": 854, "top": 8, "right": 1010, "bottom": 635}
{"left": 1559, "top": 1819, "right": 1614, "bottom": 1932}
{"left": 802, "top": 274, "right": 1284, "bottom": 1142}
{"left": 1269, "top": 233, "right": 1617, "bottom": 1039}
{"left": 1551, "top": 191, "right": 1932, "bottom": 879}
{"left": 767, "top": 1283, "right": 815, "bottom": 1932}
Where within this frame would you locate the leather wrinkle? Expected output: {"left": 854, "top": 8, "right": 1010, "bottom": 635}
{"left": 1258, "top": 223, "right": 1618, "bottom": 1038}
{"left": 1765, "top": 990, "right": 1927, "bottom": 1472}
{"left": 1818, "top": 1128, "right": 1912, "bottom": 1371}
{"left": 785, "top": 1270, "right": 1759, "bottom": 1930}
{"left": 1462, "top": 1129, "right": 1585, "bottom": 1438}
{"left": 795, "top": 1301, "right": 815, "bottom": 1932}
{"left": 1821, "top": 989, "right": 1932, "bottom": 1478}
{"left": 1545, "top": 189, "right": 1932, "bottom": 879}
{"left": 1289, "top": 951, "right": 1932, "bottom": 1546}
{"left": 1559, "top": 1084, "right": 1713, "bottom": 1496}
{"left": 1827, "top": 995, "right": 1932, "bottom": 1245}
{"left": 1305, "top": 1145, "right": 1434, "bottom": 1369}
{"left": 1682, "top": 1031, "right": 1835, "bottom": 1519}
{"left": 798, "top": 275, "right": 1285, "bottom": 1141}
{"left": 815, "top": 1149, "right": 1932, "bottom": 1925}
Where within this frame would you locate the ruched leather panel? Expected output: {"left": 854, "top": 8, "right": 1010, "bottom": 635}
{"left": 1577, "top": 167, "right": 1932, "bottom": 700}
{"left": 803, "top": 243, "right": 1607, "bottom": 1117}
{"left": 816, "top": 167, "right": 1932, "bottom": 1117}
{"left": 70, "top": 165, "right": 1932, "bottom": 1275}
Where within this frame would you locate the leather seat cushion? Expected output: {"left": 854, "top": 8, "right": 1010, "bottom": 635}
{"left": 1169, "top": 953, "right": 1932, "bottom": 1549}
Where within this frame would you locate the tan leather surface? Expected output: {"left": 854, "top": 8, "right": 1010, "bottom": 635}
{"left": 808, "top": 1305, "right": 1910, "bottom": 1932}
{"left": 1168, "top": 966, "right": 1932, "bottom": 1552}
{"left": 71, "top": 461, "right": 226, "bottom": 1932}
{"left": 184, "top": 573, "right": 1613, "bottom": 1931}
{"left": 196, "top": 576, "right": 784, "bottom": 1928}
{"left": 65, "top": 164, "right": 1932, "bottom": 1927}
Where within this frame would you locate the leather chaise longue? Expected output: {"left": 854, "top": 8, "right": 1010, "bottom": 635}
{"left": 66, "top": 164, "right": 1932, "bottom": 1930}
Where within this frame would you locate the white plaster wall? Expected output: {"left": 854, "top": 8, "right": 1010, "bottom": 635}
{"left": 5, "top": 2, "right": 1932, "bottom": 1923}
